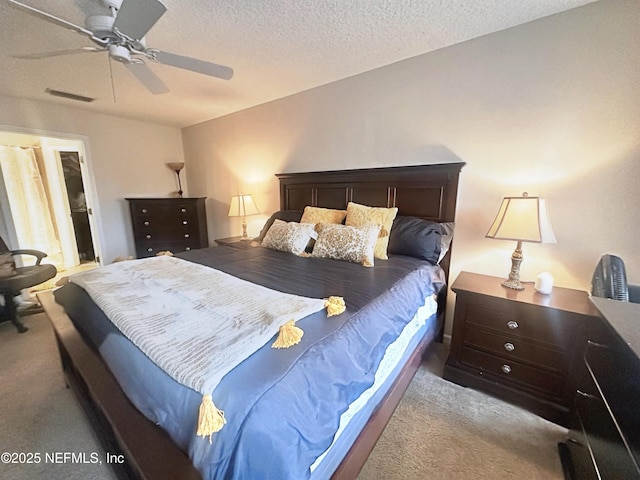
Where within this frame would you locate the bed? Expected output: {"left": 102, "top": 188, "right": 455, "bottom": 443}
{"left": 39, "top": 162, "right": 464, "bottom": 480}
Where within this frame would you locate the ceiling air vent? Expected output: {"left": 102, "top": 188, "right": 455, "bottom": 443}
{"left": 45, "top": 88, "right": 95, "bottom": 103}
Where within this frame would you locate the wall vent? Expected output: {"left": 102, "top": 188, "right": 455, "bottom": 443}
{"left": 45, "top": 88, "right": 95, "bottom": 103}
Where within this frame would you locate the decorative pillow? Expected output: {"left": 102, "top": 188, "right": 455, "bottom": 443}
{"left": 311, "top": 223, "right": 381, "bottom": 267}
{"left": 345, "top": 202, "right": 398, "bottom": 260}
{"left": 387, "top": 216, "right": 442, "bottom": 265}
{"left": 255, "top": 210, "right": 303, "bottom": 243}
{"left": 300, "top": 206, "right": 346, "bottom": 225}
{"left": 0, "top": 253, "right": 16, "bottom": 278}
{"left": 261, "top": 219, "right": 318, "bottom": 256}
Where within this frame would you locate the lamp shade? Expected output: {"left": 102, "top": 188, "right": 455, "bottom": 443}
{"left": 228, "top": 194, "right": 259, "bottom": 217}
{"left": 166, "top": 162, "right": 185, "bottom": 172}
{"left": 486, "top": 193, "right": 556, "bottom": 244}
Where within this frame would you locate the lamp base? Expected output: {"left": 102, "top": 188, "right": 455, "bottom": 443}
{"left": 502, "top": 278, "right": 525, "bottom": 290}
{"left": 502, "top": 241, "right": 525, "bottom": 290}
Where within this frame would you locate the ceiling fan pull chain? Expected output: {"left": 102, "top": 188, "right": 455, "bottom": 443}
{"left": 108, "top": 57, "right": 117, "bottom": 104}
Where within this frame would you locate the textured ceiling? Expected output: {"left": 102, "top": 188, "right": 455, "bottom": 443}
{"left": 0, "top": 0, "right": 596, "bottom": 128}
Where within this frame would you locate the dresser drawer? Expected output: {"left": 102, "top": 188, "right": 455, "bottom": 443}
{"left": 136, "top": 241, "right": 199, "bottom": 257}
{"left": 463, "top": 325, "right": 566, "bottom": 372}
{"left": 133, "top": 218, "right": 199, "bottom": 235}
{"left": 460, "top": 346, "right": 565, "bottom": 398}
{"left": 463, "top": 294, "right": 571, "bottom": 347}
{"left": 131, "top": 202, "right": 200, "bottom": 217}
{"left": 576, "top": 378, "right": 640, "bottom": 479}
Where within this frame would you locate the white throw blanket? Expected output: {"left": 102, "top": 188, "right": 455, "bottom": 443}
{"left": 69, "top": 255, "right": 326, "bottom": 413}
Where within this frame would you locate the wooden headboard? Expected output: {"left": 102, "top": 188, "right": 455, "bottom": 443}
{"left": 276, "top": 162, "right": 464, "bottom": 222}
{"left": 276, "top": 162, "right": 465, "bottom": 287}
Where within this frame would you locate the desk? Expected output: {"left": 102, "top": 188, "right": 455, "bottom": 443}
{"left": 559, "top": 297, "right": 640, "bottom": 479}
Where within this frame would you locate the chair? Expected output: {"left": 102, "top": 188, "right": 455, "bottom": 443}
{"left": 0, "top": 236, "right": 57, "bottom": 333}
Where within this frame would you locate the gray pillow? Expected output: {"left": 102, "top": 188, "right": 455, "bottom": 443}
{"left": 387, "top": 216, "right": 442, "bottom": 265}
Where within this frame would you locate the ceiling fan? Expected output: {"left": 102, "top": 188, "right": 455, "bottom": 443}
{"left": 8, "top": 0, "right": 233, "bottom": 95}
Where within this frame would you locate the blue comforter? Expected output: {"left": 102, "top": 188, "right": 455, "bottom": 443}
{"left": 54, "top": 246, "right": 445, "bottom": 479}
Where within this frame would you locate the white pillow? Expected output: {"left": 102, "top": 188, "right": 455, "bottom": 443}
{"left": 261, "top": 219, "right": 318, "bottom": 256}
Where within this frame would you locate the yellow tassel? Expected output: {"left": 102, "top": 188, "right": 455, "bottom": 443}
{"left": 196, "top": 394, "right": 226, "bottom": 444}
{"left": 272, "top": 319, "right": 304, "bottom": 348}
{"left": 325, "top": 296, "right": 346, "bottom": 316}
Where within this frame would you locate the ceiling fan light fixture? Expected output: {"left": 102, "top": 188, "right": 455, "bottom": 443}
{"left": 108, "top": 44, "right": 131, "bottom": 63}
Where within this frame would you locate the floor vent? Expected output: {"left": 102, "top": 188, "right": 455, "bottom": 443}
{"left": 45, "top": 88, "right": 95, "bottom": 103}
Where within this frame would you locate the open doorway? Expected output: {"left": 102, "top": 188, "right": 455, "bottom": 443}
{"left": 0, "top": 130, "right": 100, "bottom": 287}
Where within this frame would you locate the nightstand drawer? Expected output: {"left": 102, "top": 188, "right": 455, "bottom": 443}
{"left": 464, "top": 296, "right": 570, "bottom": 347}
{"left": 460, "top": 346, "right": 565, "bottom": 397}
{"left": 463, "top": 325, "right": 566, "bottom": 372}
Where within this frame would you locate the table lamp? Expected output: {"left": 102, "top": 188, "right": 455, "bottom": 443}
{"left": 228, "top": 194, "right": 259, "bottom": 239}
{"left": 485, "top": 192, "right": 556, "bottom": 290}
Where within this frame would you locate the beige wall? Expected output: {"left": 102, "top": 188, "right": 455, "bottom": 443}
{"left": 0, "top": 95, "right": 186, "bottom": 263}
{"left": 183, "top": 0, "right": 640, "bottom": 334}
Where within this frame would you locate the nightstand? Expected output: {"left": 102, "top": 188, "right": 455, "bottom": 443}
{"left": 443, "top": 271, "right": 600, "bottom": 427}
{"left": 214, "top": 236, "right": 255, "bottom": 249}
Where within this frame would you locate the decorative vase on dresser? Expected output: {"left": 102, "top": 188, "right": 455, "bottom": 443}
{"left": 127, "top": 197, "right": 209, "bottom": 258}
{"left": 443, "top": 271, "right": 601, "bottom": 427}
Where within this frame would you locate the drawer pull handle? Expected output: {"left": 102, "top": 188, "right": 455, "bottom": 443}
{"left": 501, "top": 364, "right": 512, "bottom": 374}
{"left": 183, "top": 220, "right": 188, "bottom": 225}
{"left": 146, "top": 234, "right": 152, "bottom": 239}
{"left": 147, "top": 247, "right": 153, "bottom": 252}
{"left": 184, "top": 233, "right": 190, "bottom": 238}
{"left": 144, "top": 221, "right": 150, "bottom": 226}
{"left": 576, "top": 390, "right": 598, "bottom": 400}
{"left": 181, "top": 208, "right": 187, "bottom": 213}
{"left": 185, "top": 247, "right": 191, "bottom": 251}
{"left": 587, "top": 340, "right": 609, "bottom": 349}
{"left": 504, "top": 342, "right": 515, "bottom": 352}
{"left": 141, "top": 208, "right": 148, "bottom": 214}
{"left": 507, "top": 321, "right": 519, "bottom": 330}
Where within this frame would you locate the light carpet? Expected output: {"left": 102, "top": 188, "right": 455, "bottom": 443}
{"left": 0, "top": 313, "right": 566, "bottom": 480}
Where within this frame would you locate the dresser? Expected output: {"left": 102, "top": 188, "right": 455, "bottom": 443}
{"left": 559, "top": 297, "right": 640, "bottom": 479}
{"left": 127, "top": 198, "right": 209, "bottom": 258}
{"left": 443, "top": 271, "right": 600, "bottom": 427}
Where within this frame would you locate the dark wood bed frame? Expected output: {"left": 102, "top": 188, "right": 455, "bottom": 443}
{"left": 39, "top": 162, "right": 464, "bottom": 480}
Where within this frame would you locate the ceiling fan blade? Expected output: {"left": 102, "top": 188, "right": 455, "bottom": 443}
{"left": 152, "top": 51, "right": 234, "bottom": 80}
{"left": 7, "top": 0, "right": 96, "bottom": 38}
{"left": 124, "top": 61, "right": 170, "bottom": 95}
{"left": 13, "top": 47, "right": 106, "bottom": 60}
{"left": 113, "top": 0, "right": 167, "bottom": 40}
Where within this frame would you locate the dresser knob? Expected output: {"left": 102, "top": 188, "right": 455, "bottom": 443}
{"left": 181, "top": 208, "right": 187, "bottom": 213}
{"left": 501, "top": 364, "right": 512, "bottom": 374}
{"left": 507, "top": 321, "right": 519, "bottom": 330}
{"left": 141, "top": 208, "right": 148, "bottom": 213}
{"left": 185, "top": 247, "right": 191, "bottom": 250}
{"left": 183, "top": 220, "right": 188, "bottom": 225}
{"left": 146, "top": 234, "right": 152, "bottom": 239}
{"left": 504, "top": 342, "right": 515, "bottom": 352}
{"left": 184, "top": 233, "right": 190, "bottom": 238}
{"left": 144, "top": 221, "right": 150, "bottom": 226}
{"left": 147, "top": 247, "right": 153, "bottom": 252}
